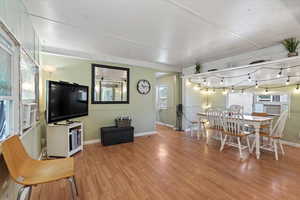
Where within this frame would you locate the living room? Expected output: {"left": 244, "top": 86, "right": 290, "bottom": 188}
{"left": 1, "top": 1, "right": 300, "bottom": 200}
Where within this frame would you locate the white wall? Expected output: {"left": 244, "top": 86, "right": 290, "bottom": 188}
{"left": 183, "top": 43, "right": 294, "bottom": 76}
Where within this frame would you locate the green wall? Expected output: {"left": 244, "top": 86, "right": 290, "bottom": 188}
{"left": 156, "top": 73, "right": 181, "bottom": 127}
{"left": 42, "top": 54, "right": 158, "bottom": 141}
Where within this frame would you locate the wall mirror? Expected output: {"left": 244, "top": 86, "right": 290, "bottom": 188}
{"left": 92, "top": 64, "right": 129, "bottom": 104}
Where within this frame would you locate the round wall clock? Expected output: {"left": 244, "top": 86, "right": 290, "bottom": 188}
{"left": 137, "top": 79, "right": 151, "bottom": 95}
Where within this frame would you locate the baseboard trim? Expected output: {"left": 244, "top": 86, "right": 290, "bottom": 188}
{"left": 156, "top": 121, "right": 176, "bottom": 129}
{"left": 135, "top": 131, "right": 157, "bottom": 137}
{"left": 281, "top": 140, "right": 300, "bottom": 148}
{"left": 84, "top": 139, "right": 100, "bottom": 145}
{"left": 83, "top": 131, "right": 158, "bottom": 145}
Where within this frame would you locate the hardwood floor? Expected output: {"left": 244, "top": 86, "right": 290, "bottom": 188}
{"left": 31, "top": 125, "right": 300, "bottom": 200}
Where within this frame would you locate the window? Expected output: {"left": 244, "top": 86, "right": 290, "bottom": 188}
{"left": 21, "top": 51, "right": 39, "bottom": 132}
{"left": 158, "top": 86, "right": 168, "bottom": 109}
{"left": 0, "top": 30, "right": 19, "bottom": 141}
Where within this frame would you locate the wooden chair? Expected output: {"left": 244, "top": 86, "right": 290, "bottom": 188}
{"left": 229, "top": 105, "right": 244, "bottom": 115}
{"left": 206, "top": 109, "right": 223, "bottom": 144}
{"left": 251, "top": 110, "right": 288, "bottom": 160}
{"left": 220, "top": 112, "right": 252, "bottom": 158}
{"left": 2, "top": 136, "right": 78, "bottom": 200}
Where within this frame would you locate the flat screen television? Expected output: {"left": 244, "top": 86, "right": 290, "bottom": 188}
{"left": 46, "top": 81, "right": 89, "bottom": 123}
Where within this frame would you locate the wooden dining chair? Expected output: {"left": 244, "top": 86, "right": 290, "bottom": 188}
{"left": 206, "top": 109, "right": 223, "bottom": 144}
{"left": 220, "top": 112, "right": 252, "bottom": 158}
{"left": 2, "top": 136, "right": 78, "bottom": 200}
{"left": 251, "top": 110, "right": 288, "bottom": 160}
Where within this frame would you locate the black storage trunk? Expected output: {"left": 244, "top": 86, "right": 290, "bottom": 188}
{"left": 100, "top": 126, "right": 134, "bottom": 146}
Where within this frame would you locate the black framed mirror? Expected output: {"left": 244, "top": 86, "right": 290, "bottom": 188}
{"left": 91, "top": 64, "right": 130, "bottom": 104}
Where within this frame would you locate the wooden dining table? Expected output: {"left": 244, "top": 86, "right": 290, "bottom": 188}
{"left": 197, "top": 112, "right": 273, "bottom": 159}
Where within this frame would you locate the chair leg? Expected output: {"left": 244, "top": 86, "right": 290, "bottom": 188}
{"left": 279, "top": 140, "right": 285, "bottom": 155}
{"left": 246, "top": 136, "right": 251, "bottom": 153}
{"left": 251, "top": 139, "right": 256, "bottom": 153}
{"left": 206, "top": 127, "right": 209, "bottom": 145}
{"left": 27, "top": 186, "right": 32, "bottom": 200}
{"left": 17, "top": 186, "right": 30, "bottom": 200}
{"left": 220, "top": 135, "right": 227, "bottom": 152}
{"left": 67, "top": 176, "right": 78, "bottom": 200}
{"left": 72, "top": 176, "right": 79, "bottom": 196}
{"left": 237, "top": 137, "right": 242, "bottom": 158}
{"left": 273, "top": 139, "right": 278, "bottom": 160}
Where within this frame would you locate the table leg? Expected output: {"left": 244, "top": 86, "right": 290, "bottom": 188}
{"left": 254, "top": 124, "right": 261, "bottom": 159}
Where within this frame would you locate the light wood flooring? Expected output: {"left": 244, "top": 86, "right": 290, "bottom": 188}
{"left": 31, "top": 125, "right": 300, "bottom": 200}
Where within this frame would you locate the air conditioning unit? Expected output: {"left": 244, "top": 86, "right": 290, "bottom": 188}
{"left": 22, "top": 103, "right": 37, "bottom": 130}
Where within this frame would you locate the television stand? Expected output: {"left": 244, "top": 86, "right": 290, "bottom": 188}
{"left": 47, "top": 122, "right": 83, "bottom": 157}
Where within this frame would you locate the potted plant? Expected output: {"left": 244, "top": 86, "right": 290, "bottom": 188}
{"left": 195, "top": 63, "right": 202, "bottom": 74}
{"left": 282, "top": 37, "right": 300, "bottom": 57}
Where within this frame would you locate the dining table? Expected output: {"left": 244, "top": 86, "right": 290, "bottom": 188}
{"left": 197, "top": 112, "right": 273, "bottom": 159}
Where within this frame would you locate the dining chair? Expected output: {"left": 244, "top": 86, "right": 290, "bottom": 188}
{"left": 229, "top": 105, "right": 244, "bottom": 115}
{"left": 251, "top": 110, "right": 288, "bottom": 160}
{"left": 2, "top": 136, "right": 78, "bottom": 200}
{"left": 220, "top": 112, "right": 252, "bottom": 158}
{"left": 206, "top": 109, "right": 224, "bottom": 144}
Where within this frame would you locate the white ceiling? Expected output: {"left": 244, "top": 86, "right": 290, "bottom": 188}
{"left": 24, "top": 0, "right": 300, "bottom": 70}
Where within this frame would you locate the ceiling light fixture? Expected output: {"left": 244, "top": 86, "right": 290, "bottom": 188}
{"left": 222, "top": 88, "right": 228, "bottom": 95}
{"left": 231, "top": 86, "right": 234, "bottom": 93}
{"left": 265, "top": 88, "right": 269, "bottom": 94}
{"left": 277, "top": 68, "right": 283, "bottom": 78}
{"left": 286, "top": 76, "right": 290, "bottom": 85}
{"left": 220, "top": 77, "right": 224, "bottom": 85}
{"left": 255, "top": 81, "right": 259, "bottom": 88}
{"left": 248, "top": 73, "right": 252, "bottom": 82}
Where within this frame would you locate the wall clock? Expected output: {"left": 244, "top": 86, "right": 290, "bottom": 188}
{"left": 137, "top": 79, "right": 151, "bottom": 95}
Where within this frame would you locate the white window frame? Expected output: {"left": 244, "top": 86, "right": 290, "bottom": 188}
{"left": 20, "top": 50, "right": 39, "bottom": 134}
{"left": 0, "top": 26, "right": 20, "bottom": 141}
{"left": 158, "top": 85, "right": 168, "bottom": 110}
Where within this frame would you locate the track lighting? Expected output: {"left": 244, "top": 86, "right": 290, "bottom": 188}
{"left": 286, "top": 76, "right": 290, "bottom": 85}
{"left": 295, "top": 84, "right": 300, "bottom": 94}
{"left": 277, "top": 68, "right": 283, "bottom": 78}
{"left": 193, "top": 84, "right": 200, "bottom": 90}
{"left": 222, "top": 88, "right": 228, "bottom": 95}
{"left": 186, "top": 79, "right": 191, "bottom": 86}
{"left": 220, "top": 77, "right": 224, "bottom": 85}
{"left": 231, "top": 86, "right": 234, "bottom": 93}
{"left": 255, "top": 81, "right": 259, "bottom": 88}
{"left": 248, "top": 73, "right": 252, "bottom": 82}
{"left": 265, "top": 88, "right": 269, "bottom": 94}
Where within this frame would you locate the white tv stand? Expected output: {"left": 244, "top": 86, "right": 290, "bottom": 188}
{"left": 47, "top": 122, "right": 83, "bottom": 157}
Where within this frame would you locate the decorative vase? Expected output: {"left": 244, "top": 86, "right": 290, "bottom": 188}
{"left": 288, "top": 52, "right": 298, "bottom": 57}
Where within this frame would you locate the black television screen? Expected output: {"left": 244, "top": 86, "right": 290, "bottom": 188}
{"left": 47, "top": 81, "right": 89, "bottom": 123}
